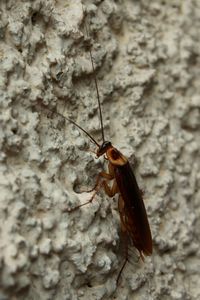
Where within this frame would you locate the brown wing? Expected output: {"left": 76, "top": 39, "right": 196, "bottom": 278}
{"left": 114, "top": 161, "right": 152, "bottom": 256}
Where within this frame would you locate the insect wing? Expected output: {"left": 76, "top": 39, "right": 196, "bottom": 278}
{"left": 114, "top": 162, "right": 152, "bottom": 256}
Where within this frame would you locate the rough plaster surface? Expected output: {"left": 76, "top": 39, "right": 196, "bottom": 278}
{"left": 0, "top": 0, "right": 200, "bottom": 299}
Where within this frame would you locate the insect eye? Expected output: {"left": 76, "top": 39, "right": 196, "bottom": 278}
{"left": 111, "top": 149, "right": 120, "bottom": 160}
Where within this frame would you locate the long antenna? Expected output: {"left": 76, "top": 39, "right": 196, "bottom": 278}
{"left": 43, "top": 106, "right": 100, "bottom": 147}
{"left": 39, "top": 6, "right": 105, "bottom": 149}
{"left": 83, "top": 6, "right": 105, "bottom": 143}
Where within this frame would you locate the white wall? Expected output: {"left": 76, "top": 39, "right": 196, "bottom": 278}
{"left": 0, "top": 0, "right": 200, "bottom": 299}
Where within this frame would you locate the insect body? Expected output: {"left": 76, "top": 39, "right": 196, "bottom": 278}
{"left": 91, "top": 141, "right": 152, "bottom": 281}
{"left": 67, "top": 136, "right": 152, "bottom": 281}
{"left": 42, "top": 8, "right": 152, "bottom": 283}
{"left": 96, "top": 141, "right": 152, "bottom": 259}
{"left": 80, "top": 10, "right": 152, "bottom": 264}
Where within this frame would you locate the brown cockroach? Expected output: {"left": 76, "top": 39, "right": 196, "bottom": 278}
{"left": 42, "top": 10, "right": 152, "bottom": 283}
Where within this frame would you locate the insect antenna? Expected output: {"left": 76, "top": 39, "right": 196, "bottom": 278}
{"left": 83, "top": 7, "right": 105, "bottom": 143}
{"left": 37, "top": 9, "right": 106, "bottom": 149}
{"left": 39, "top": 104, "right": 100, "bottom": 148}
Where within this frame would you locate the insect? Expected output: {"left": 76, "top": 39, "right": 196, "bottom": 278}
{"left": 41, "top": 7, "right": 152, "bottom": 283}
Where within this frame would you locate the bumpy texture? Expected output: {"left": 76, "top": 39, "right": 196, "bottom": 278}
{"left": 0, "top": 0, "right": 200, "bottom": 299}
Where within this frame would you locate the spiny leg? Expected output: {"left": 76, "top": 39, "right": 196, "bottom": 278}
{"left": 80, "top": 170, "right": 114, "bottom": 194}
{"left": 91, "top": 162, "right": 118, "bottom": 200}
{"left": 116, "top": 196, "right": 129, "bottom": 285}
{"left": 116, "top": 231, "right": 129, "bottom": 285}
{"left": 68, "top": 163, "right": 117, "bottom": 211}
{"left": 80, "top": 161, "right": 115, "bottom": 193}
{"left": 69, "top": 178, "right": 104, "bottom": 211}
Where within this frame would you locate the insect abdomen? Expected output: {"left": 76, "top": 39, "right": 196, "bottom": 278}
{"left": 114, "top": 162, "right": 152, "bottom": 256}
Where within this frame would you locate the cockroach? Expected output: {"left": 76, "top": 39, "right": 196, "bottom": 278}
{"left": 42, "top": 9, "right": 152, "bottom": 283}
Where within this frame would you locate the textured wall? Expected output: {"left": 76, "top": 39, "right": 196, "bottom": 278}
{"left": 0, "top": 0, "right": 200, "bottom": 299}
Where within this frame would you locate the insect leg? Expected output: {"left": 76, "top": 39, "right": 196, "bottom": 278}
{"left": 80, "top": 170, "right": 114, "bottom": 194}
{"left": 118, "top": 195, "right": 126, "bottom": 231}
{"left": 116, "top": 196, "right": 129, "bottom": 284}
{"left": 101, "top": 179, "right": 118, "bottom": 197}
{"left": 116, "top": 234, "right": 129, "bottom": 285}
{"left": 70, "top": 178, "right": 104, "bottom": 211}
{"left": 68, "top": 163, "right": 116, "bottom": 211}
{"left": 78, "top": 161, "right": 115, "bottom": 194}
{"left": 99, "top": 162, "right": 119, "bottom": 197}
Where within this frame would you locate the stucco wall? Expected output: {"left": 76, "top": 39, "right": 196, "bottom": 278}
{"left": 0, "top": 0, "right": 200, "bottom": 299}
